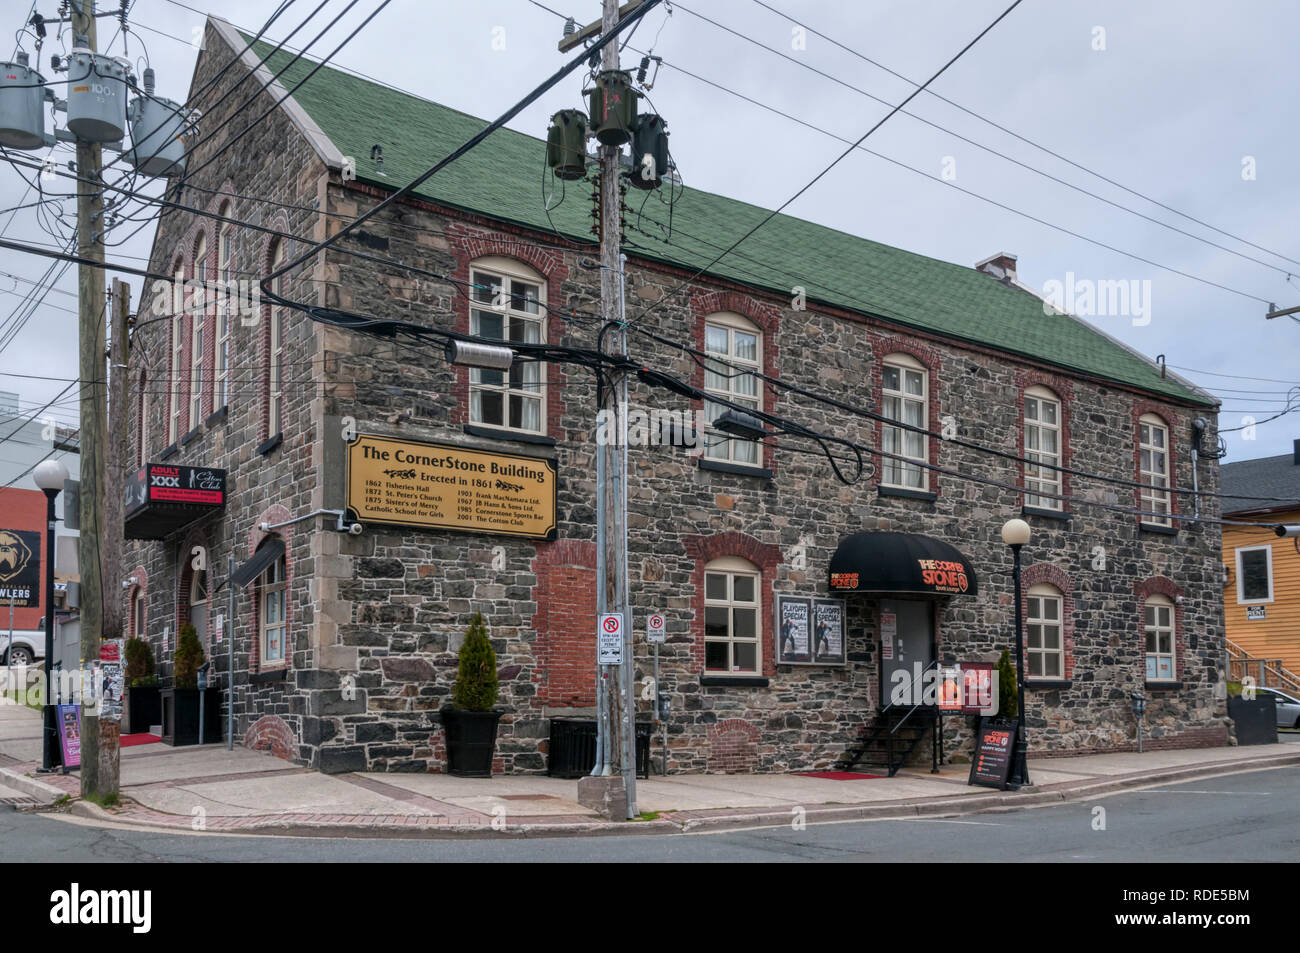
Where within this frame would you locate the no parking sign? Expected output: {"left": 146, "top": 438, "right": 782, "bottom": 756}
{"left": 598, "top": 613, "right": 623, "bottom": 664}
{"left": 647, "top": 613, "right": 666, "bottom": 644}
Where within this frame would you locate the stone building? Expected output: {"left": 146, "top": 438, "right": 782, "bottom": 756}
{"left": 122, "top": 17, "right": 1231, "bottom": 775}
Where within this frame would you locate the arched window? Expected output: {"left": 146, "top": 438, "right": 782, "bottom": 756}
{"left": 268, "top": 240, "right": 286, "bottom": 435}
{"left": 257, "top": 542, "right": 288, "bottom": 665}
{"left": 1143, "top": 593, "right": 1175, "bottom": 681}
{"left": 702, "top": 311, "right": 762, "bottom": 466}
{"left": 881, "top": 353, "right": 927, "bottom": 490}
{"left": 189, "top": 232, "right": 208, "bottom": 426}
{"left": 468, "top": 256, "right": 546, "bottom": 434}
{"left": 1026, "top": 582, "right": 1064, "bottom": 678}
{"left": 703, "top": 555, "right": 761, "bottom": 674}
{"left": 216, "top": 205, "right": 233, "bottom": 409}
{"left": 168, "top": 256, "right": 184, "bottom": 443}
{"left": 1024, "top": 385, "right": 1062, "bottom": 510}
{"left": 1138, "top": 413, "right": 1171, "bottom": 526}
{"left": 130, "top": 586, "right": 146, "bottom": 639}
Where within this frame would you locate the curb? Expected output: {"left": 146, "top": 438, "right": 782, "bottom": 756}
{"left": 0, "top": 766, "right": 66, "bottom": 806}
{"left": 40, "top": 749, "right": 1300, "bottom": 840}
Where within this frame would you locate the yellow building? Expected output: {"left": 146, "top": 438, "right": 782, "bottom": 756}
{"left": 1221, "top": 440, "right": 1300, "bottom": 687}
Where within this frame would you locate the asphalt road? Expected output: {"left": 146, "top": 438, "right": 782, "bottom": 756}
{"left": 1, "top": 764, "right": 1297, "bottom": 862}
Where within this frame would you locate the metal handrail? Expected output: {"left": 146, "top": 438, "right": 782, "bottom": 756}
{"left": 883, "top": 658, "right": 940, "bottom": 735}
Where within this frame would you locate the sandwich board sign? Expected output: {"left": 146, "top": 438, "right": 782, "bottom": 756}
{"left": 646, "top": 613, "right": 666, "bottom": 644}
{"left": 598, "top": 613, "right": 623, "bottom": 664}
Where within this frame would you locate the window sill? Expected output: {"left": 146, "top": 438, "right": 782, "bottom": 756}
{"left": 700, "top": 674, "right": 769, "bottom": 688}
{"left": 463, "top": 424, "right": 557, "bottom": 447}
{"left": 204, "top": 405, "right": 228, "bottom": 428}
{"left": 1144, "top": 680, "right": 1182, "bottom": 691}
{"left": 257, "top": 433, "right": 283, "bottom": 456}
{"left": 1025, "top": 679, "right": 1072, "bottom": 691}
{"left": 878, "top": 485, "right": 936, "bottom": 503}
{"left": 179, "top": 425, "right": 202, "bottom": 447}
{"left": 1138, "top": 522, "right": 1179, "bottom": 536}
{"left": 249, "top": 667, "right": 289, "bottom": 684}
{"left": 158, "top": 442, "right": 179, "bottom": 461}
{"left": 1022, "top": 506, "right": 1071, "bottom": 522}
{"left": 697, "top": 458, "right": 772, "bottom": 480}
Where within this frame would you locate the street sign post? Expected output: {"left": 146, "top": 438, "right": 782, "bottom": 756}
{"left": 598, "top": 613, "right": 623, "bottom": 665}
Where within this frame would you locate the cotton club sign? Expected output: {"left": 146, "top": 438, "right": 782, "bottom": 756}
{"left": 918, "top": 558, "right": 969, "bottom": 594}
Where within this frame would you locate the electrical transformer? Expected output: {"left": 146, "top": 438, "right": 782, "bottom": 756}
{"left": 65, "top": 48, "right": 129, "bottom": 143}
{"left": 546, "top": 108, "right": 588, "bottom": 180}
{"left": 627, "top": 114, "right": 668, "bottom": 190}
{"left": 0, "top": 52, "right": 49, "bottom": 150}
{"left": 586, "top": 70, "right": 636, "bottom": 146}
{"left": 127, "top": 68, "right": 190, "bottom": 176}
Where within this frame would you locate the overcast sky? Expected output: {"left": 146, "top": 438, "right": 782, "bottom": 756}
{"left": 2, "top": 0, "right": 1297, "bottom": 463}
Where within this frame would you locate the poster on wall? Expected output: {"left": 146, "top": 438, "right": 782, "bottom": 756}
{"left": 775, "top": 596, "right": 811, "bottom": 664}
{"left": 880, "top": 610, "right": 896, "bottom": 661}
{"left": 97, "top": 639, "right": 124, "bottom": 722}
{"left": 812, "top": 599, "right": 847, "bottom": 665}
{"left": 0, "top": 528, "right": 41, "bottom": 608}
{"left": 57, "top": 704, "right": 81, "bottom": 769}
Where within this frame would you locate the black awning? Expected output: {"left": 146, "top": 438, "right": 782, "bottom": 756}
{"left": 828, "top": 532, "right": 978, "bottom": 596}
{"left": 230, "top": 538, "right": 285, "bottom": 588}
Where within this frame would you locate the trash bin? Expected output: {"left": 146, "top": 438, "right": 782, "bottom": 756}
{"left": 548, "top": 718, "right": 651, "bottom": 778}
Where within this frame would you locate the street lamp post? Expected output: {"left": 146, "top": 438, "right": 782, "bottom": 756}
{"left": 33, "top": 458, "right": 69, "bottom": 772}
{"left": 1000, "top": 517, "right": 1031, "bottom": 788}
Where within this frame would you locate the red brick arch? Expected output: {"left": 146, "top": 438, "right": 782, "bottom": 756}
{"left": 870, "top": 333, "right": 944, "bottom": 495}
{"left": 707, "top": 718, "right": 760, "bottom": 773}
{"left": 1016, "top": 369, "right": 1075, "bottom": 508}
{"left": 1135, "top": 576, "right": 1186, "bottom": 682}
{"left": 245, "top": 714, "right": 295, "bottom": 760}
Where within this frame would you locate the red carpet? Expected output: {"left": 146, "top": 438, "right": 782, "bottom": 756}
{"left": 120, "top": 733, "right": 161, "bottom": 748}
{"left": 795, "top": 771, "right": 884, "bottom": 780}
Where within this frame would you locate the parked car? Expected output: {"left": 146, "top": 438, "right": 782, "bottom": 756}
{"left": 1255, "top": 688, "right": 1300, "bottom": 729}
{"left": 0, "top": 630, "right": 44, "bottom": 667}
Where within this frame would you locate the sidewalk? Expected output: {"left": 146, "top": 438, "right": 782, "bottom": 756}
{"left": 3, "top": 703, "right": 1297, "bottom": 838}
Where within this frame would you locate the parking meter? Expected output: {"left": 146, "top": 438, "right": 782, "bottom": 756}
{"left": 197, "top": 662, "right": 210, "bottom": 691}
{"left": 197, "top": 662, "right": 210, "bottom": 745}
{"left": 1131, "top": 691, "right": 1147, "bottom": 752}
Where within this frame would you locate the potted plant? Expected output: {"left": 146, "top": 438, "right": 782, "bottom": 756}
{"left": 161, "top": 624, "right": 217, "bottom": 745}
{"left": 995, "top": 649, "right": 1018, "bottom": 722}
{"left": 124, "top": 636, "right": 161, "bottom": 734}
{"left": 440, "top": 613, "right": 501, "bottom": 777}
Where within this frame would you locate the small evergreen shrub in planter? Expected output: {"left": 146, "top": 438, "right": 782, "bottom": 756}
{"left": 161, "top": 625, "right": 216, "bottom": 746}
{"left": 441, "top": 613, "right": 501, "bottom": 777}
{"left": 124, "top": 637, "right": 161, "bottom": 734}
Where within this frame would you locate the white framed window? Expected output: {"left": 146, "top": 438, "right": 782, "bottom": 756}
{"left": 702, "top": 312, "right": 762, "bottom": 466}
{"left": 1235, "top": 545, "right": 1274, "bottom": 604}
{"left": 189, "top": 233, "right": 207, "bottom": 426}
{"left": 216, "top": 210, "right": 233, "bottom": 409}
{"left": 468, "top": 257, "right": 545, "bottom": 434}
{"left": 1026, "top": 583, "right": 1064, "bottom": 679}
{"left": 881, "top": 353, "right": 928, "bottom": 490}
{"left": 268, "top": 240, "right": 285, "bottom": 435}
{"left": 259, "top": 548, "right": 287, "bottom": 665}
{"left": 1144, "top": 594, "right": 1176, "bottom": 682}
{"left": 1138, "top": 413, "right": 1171, "bottom": 526}
{"left": 1024, "top": 385, "right": 1062, "bottom": 510}
{"left": 703, "top": 556, "right": 761, "bottom": 675}
{"left": 168, "top": 260, "right": 184, "bottom": 443}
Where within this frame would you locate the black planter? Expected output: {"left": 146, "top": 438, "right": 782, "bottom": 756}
{"left": 1228, "top": 694, "right": 1278, "bottom": 746}
{"left": 441, "top": 708, "right": 501, "bottom": 777}
{"left": 126, "top": 685, "right": 162, "bottom": 735}
{"left": 160, "top": 687, "right": 223, "bottom": 746}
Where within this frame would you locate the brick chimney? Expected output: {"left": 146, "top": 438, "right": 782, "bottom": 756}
{"left": 975, "top": 252, "right": 1018, "bottom": 283}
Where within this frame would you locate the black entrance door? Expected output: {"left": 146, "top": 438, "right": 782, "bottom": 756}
{"left": 879, "top": 599, "right": 935, "bottom": 709}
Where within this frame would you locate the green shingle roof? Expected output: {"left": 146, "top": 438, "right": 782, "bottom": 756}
{"left": 242, "top": 35, "right": 1214, "bottom": 406}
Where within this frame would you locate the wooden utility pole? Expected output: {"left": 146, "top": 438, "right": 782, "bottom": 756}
{"left": 99, "top": 277, "right": 130, "bottom": 796}
{"left": 71, "top": 0, "right": 113, "bottom": 798}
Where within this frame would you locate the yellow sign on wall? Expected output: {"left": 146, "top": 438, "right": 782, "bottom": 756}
{"left": 345, "top": 434, "right": 558, "bottom": 540}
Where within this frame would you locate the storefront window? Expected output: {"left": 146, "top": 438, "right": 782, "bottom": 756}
{"left": 703, "top": 556, "right": 761, "bottom": 674}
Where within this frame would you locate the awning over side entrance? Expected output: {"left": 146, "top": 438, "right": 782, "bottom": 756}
{"left": 229, "top": 537, "right": 285, "bottom": 588}
{"left": 828, "top": 532, "right": 978, "bottom": 596}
